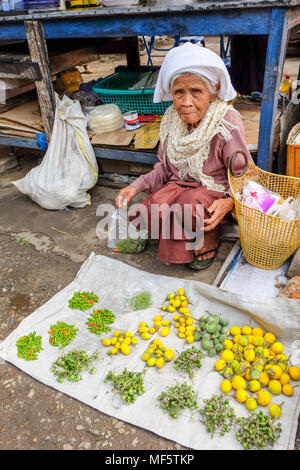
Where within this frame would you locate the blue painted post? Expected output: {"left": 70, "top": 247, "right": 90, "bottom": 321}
{"left": 257, "top": 8, "right": 289, "bottom": 171}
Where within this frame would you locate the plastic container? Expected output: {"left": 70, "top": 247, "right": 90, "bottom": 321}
{"left": 122, "top": 111, "right": 140, "bottom": 130}
{"left": 280, "top": 73, "right": 292, "bottom": 100}
{"left": 92, "top": 70, "right": 172, "bottom": 115}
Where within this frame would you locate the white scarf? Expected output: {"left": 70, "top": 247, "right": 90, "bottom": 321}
{"left": 159, "top": 99, "right": 239, "bottom": 192}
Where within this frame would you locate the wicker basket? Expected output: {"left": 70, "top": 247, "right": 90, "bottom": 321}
{"left": 228, "top": 151, "right": 300, "bottom": 269}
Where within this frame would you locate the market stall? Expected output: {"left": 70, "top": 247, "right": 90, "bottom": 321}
{"left": 0, "top": 0, "right": 299, "bottom": 171}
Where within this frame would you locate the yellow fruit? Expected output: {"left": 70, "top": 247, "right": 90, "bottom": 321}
{"left": 175, "top": 323, "right": 180, "bottom": 329}
{"left": 141, "top": 333, "right": 150, "bottom": 340}
{"left": 115, "top": 342, "right": 120, "bottom": 349}
{"left": 215, "top": 359, "right": 226, "bottom": 371}
{"left": 164, "top": 349, "right": 174, "bottom": 361}
{"left": 277, "top": 353, "right": 287, "bottom": 361}
{"left": 268, "top": 379, "right": 282, "bottom": 395}
{"left": 179, "top": 307, "right": 189, "bottom": 316}
{"left": 139, "top": 326, "right": 148, "bottom": 333}
{"left": 173, "top": 314, "right": 180, "bottom": 321}
{"left": 235, "top": 388, "right": 248, "bottom": 403}
{"left": 167, "top": 292, "right": 175, "bottom": 300}
{"left": 177, "top": 288, "right": 185, "bottom": 296}
{"left": 131, "top": 336, "right": 138, "bottom": 345}
{"left": 185, "top": 317, "right": 194, "bottom": 326}
{"left": 181, "top": 300, "right": 188, "bottom": 308}
{"left": 172, "top": 299, "right": 181, "bottom": 309}
{"left": 186, "top": 335, "right": 194, "bottom": 344}
{"left": 139, "top": 321, "right": 147, "bottom": 327}
{"left": 220, "top": 350, "right": 234, "bottom": 362}
{"left": 178, "top": 326, "right": 186, "bottom": 334}
{"left": 252, "top": 336, "right": 264, "bottom": 347}
{"left": 142, "top": 353, "right": 149, "bottom": 362}
{"left": 288, "top": 366, "right": 300, "bottom": 381}
{"left": 123, "top": 337, "right": 132, "bottom": 345}
{"left": 110, "top": 347, "right": 118, "bottom": 355}
{"left": 120, "top": 343, "right": 130, "bottom": 355}
{"left": 246, "top": 398, "right": 257, "bottom": 411}
{"left": 156, "top": 350, "right": 162, "bottom": 357}
{"left": 264, "top": 332, "right": 276, "bottom": 344}
{"left": 113, "top": 331, "right": 121, "bottom": 337}
{"left": 168, "top": 306, "right": 176, "bottom": 313}
{"left": 220, "top": 379, "right": 232, "bottom": 393}
{"left": 278, "top": 362, "right": 287, "bottom": 372}
{"left": 102, "top": 338, "right": 111, "bottom": 347}
{"left": 248, "top": 335, "right": 254, "bottom": 344}
{"left": 149, "top": 328, "right": 156, "bottom": 334}
{"left": 239, "top": 335, "right": 249, "bottom": 347}
{"left": 125, "top": 331, "right": 132, "bottom": 337}
{"left": 156, "top": 357, "right": 165, "bottom": 369}
{"left": 269, "top": 404, "right": 281, "bottom": 418}
{"left": 279, "top": 373, "right": 290, "bottom": 385}
{"left": 147, "top": 357, "right": 156, "bottom": 367}
{"left": 153, "top": 315, "right": 162, "bottom": 322}
{"left": 230, "top": 326, "right": 241, "bottom": 336}
{"left": 245, "top": 368, "right": 251, "bottom": 381}
{"left": 262, "top": 348, "right": 270, "bottom": 359}
{"left": 160, "top": 327, "right": 170, "bottom": 337}
{"left": 248, "top": 380, "right": 261, "bottom": 393}
{"left": 223, "top": 339, "right": 233, "bottom": 350}
{"left": 271, "top": 342, "right": 284, "bottom": 355}
{"left": 232, "top": 375, "right": 246, "bottom": 390}
{"left": 179, "top": 317, "right": 185, "bottom": 323}
{"left": 161, "top": 305, "right": 167, "bottom": 311}
{"left": 233, "top": 334, "right": 241, "bottom": 344}
{"left": 243, "top": 348, "right": 256, "bottom": 363}
{"left": 257, "top": 390, "right": 271, "bottom": 407}
{"left": 282, "top": 384, "right": 294, "bottom": 396}
{"left": 252, "top": 327, "right": 264, "bottom": 337}
{"left": 154, "top": 321, "right": 161, "bottom": 328}
{"left": 268, "top": 365, "right": 282, "bottom": 380}
{"left": 259, "top": 371, "right": 270, "bottom": 387}
{"left": 241, "top": 325, "right": 252, "bottom": 335}
{"left": 153, "top": 339, "right": 162, "bottom": 345}
{"left": 232, "top": 343, "right": 243, "bottom": 354}
{"left": 178, "top": 333, "right": 185, "bottom": 339}
{"left": 111, "top": 337, "right": 117, "bottom": 345}
{"left": 161, "top": 320, "right": 170, "bottom": 326}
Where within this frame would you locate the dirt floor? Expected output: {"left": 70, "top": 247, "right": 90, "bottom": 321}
{"left": 0, "top": 36, "right": 299, "bottom": 451}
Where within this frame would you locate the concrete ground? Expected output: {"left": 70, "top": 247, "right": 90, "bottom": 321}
{"left": 0, "top": 36, "right": 299, "bottom": 451}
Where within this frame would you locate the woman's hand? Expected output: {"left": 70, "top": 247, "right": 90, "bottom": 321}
{"left": 115, "top": 185, "right": 137, "bottom": 208}
{"left": 204, "top": 197, "right": 234, "bottom": 232}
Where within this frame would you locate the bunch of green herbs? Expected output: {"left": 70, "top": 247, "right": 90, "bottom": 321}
{"left": 51, "top": 349, "right": 98, "bottom": 383}
{"left": 104, "top": 368, "right": 145, "bottom": 404}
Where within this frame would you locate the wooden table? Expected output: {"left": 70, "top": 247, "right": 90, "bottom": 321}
{"left": 0, "top": 0, "right": 299, "bottom": 171}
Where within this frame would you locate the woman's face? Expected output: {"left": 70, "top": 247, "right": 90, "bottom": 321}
{"left": 172, "top": 73, "right": 216, "bottom": 127}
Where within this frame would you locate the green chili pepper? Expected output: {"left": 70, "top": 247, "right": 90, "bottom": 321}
{"left": 16, "top": 331, "right": 43, "bottom": 361}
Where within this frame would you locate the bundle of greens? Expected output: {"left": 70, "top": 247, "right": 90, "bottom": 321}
{"left": 86, "top": 308, "right": 116, "bottom": 337}
{"left": 173, "top": 346, "right": 203, "bottom": 378}
{"left": 235, "top": 411, "right": 282, "bottom": 450}
{"left": 51, "top": 349, "right": 98, "bottom": 383}
{"left": 104, "top": 368, "right": 145, "bottom": 404}
{"left": 16, "top": 331, "right": 43, "bottom": 361}
{"left": 199, "top": 394, "right": 236, "bottom": 437}
{"left": 117, "top": 237, "right": 147, "bottom": 254}
{"left": 68, "top": 291, "right": 99, "bottom": 311}
{"left": 158, "top": 381, "right": 198, "bottom": 418}
{"left": 127, "top": 291, "right": 152, "bottom": 311}
{"left": 48, "top": 321, "right": 78, "bottom": 349}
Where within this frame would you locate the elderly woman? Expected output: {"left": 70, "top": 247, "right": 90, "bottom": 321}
{"left": 115, "top": 43, "right": 252, "bottom": 269}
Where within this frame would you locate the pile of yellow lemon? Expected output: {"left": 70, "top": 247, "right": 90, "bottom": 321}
{"left": 141, "top": 338, "right": 175, "bottom": 369}
{"left": 102, "top": 330, "right": 138, "bottom": 356}
{"left": 137, "top": 317, "right": 171, "bottom": 340}
{"left": 214, "top": 324, "right": 300, "bottom": 418}
{"left": 162, "top": 288, "right": 195, "bottom": 344}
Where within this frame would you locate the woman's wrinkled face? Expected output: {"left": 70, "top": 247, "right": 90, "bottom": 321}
{"left": 172, "top": 73, "right": 216, "bottom": 127}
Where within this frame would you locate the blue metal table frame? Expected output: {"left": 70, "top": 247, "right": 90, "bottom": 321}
{"left": 0, "top": 1, "right": 299, "bottom": 171}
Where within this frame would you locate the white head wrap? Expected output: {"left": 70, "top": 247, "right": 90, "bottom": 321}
{"left": 153, "top": 42, "right": 236, "bottom": 103}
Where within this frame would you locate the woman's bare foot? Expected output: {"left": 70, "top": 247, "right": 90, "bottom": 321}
{"left": 194, "top": 226, "right": 220, "bottom": 262}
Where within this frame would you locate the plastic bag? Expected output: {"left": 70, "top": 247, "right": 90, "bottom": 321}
{"left": 13, "top": 93, "right": 98, "bottom": 210}
{"left": 124, "top": 291, "right": 152, "bottom": 311}
{"left": 87, "top": 104, "right": 124, "bottom": 133}
{"left": 107, "top": 208, "right": 147, "bottom": 252}
{"left": 238, "top": 180, "right": 283, "bottom": 214}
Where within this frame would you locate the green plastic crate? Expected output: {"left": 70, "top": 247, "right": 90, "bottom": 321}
{"left": 92, "top": 70, "right": 172, "bottom": 115}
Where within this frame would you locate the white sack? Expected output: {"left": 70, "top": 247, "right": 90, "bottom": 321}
{"left": 0, "top": 253, "right": 299, "bottom": 450}
{"left": 13, "top": 94, "right": 98, "bottom": 210}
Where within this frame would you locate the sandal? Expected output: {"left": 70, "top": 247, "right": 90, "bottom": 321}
{"left": 188, "top": 248, "right": 218, "bottom": 270}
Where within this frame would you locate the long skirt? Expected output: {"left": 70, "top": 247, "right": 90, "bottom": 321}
{"left": 129, "top": 181, "right": 230, "bottom": 264}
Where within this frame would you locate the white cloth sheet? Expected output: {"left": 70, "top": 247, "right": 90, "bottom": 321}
{"left": 0, "top": 253, "right": 299, "bottom": 450}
